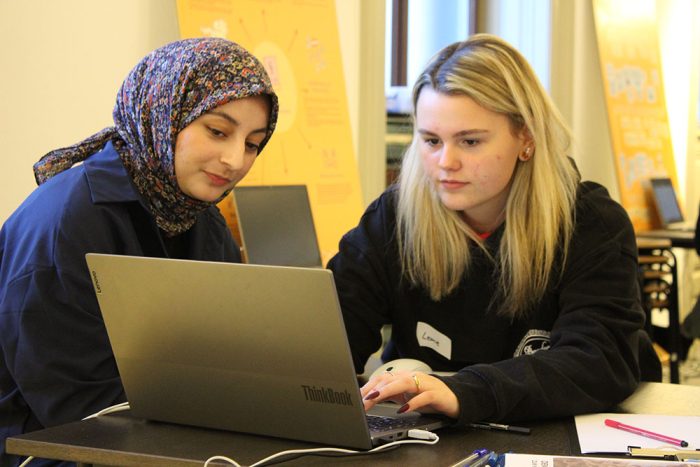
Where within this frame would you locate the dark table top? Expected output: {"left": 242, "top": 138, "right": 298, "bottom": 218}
{"left": 7, "top": 411, "right": 576, "bottom": 466}
{"left": 637, "top": 229, "right": 695, "bottom": 249}
{"left": 6, "top": 384, "right": 697, "bottom": 466}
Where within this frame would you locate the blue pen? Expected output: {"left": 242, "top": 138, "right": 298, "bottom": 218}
{"left": 448, "top": 448, "right": 490, "bottom": 467}
{"left": 492, "top": 452, "right": 509, "bottom": 467}
{"left": 469, "top": 450, "right": 494, "bottom": 467}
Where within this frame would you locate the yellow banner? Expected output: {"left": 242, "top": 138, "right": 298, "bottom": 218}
{"left": 592, "top": 0, "right": 678, "bottom": 231}
{"left": 176, "top": 0, "right": 364, "bottom": 264}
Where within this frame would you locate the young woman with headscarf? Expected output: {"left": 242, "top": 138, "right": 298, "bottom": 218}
{"left": 0, "top": 37, "right": 278, "bottom": 464}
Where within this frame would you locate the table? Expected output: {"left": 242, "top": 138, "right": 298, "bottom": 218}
{"left": 6, "top": 382, "right": 698, "bottom": 466}
{"left": 637, "top": 230, "right": 695, "bottom": 250}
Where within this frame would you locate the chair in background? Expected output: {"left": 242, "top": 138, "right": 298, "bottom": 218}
{"left": 637, "top": 237, "right": 681, "bottom": 383}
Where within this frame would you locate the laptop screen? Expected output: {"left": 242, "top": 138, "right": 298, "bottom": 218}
{"left": 233, "top": 185, "right": 322, "bottom": 267}
{"left": 649, "top": 178, "right": 684, "bottom": 226}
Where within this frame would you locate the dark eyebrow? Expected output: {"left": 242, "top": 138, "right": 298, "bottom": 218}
{"left": 206, "top": 110, "right": 268, "bottom": 135}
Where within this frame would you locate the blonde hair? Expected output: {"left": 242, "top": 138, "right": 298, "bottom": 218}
{"left": 396, "top": 34, "right": 579, "bottom": 318}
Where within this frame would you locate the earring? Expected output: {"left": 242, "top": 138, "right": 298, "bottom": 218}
{"left": 520, "top": 147, "right": 532, "bottom": 161}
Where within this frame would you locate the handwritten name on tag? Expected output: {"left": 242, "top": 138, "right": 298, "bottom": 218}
{"left": 416, "top": 321, "right": 452, "bottom": 360}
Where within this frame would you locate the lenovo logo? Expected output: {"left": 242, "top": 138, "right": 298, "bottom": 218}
{"left": 91, "top": 270, "right": 102, "bottom": 294}
{"left": 302, "top": 385, "right": 353, "bottom": 406}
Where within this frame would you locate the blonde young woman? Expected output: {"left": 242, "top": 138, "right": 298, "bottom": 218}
{"left": 328, "top": 34, "right": 660, "bottom": 425}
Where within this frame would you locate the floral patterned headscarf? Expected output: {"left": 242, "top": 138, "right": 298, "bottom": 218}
{"left": 33, "top": 37, "right": 279, "bottom": 236}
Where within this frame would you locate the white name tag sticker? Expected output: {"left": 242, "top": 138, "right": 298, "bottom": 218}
{"left": 416, "top": 321, "right": 452, "bottom": 360}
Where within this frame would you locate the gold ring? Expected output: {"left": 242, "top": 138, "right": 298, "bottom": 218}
{"left": 412, "top": 374, "right": 421, "bottom": 392}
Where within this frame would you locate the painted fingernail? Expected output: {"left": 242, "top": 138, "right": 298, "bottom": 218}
{"left": 364, "top": 390, "right": 380, "bottom": 400}
{"left": 397, "top": 403, "right": 410, "bottom": 414}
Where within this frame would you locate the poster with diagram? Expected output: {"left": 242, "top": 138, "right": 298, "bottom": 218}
{"left": 176, "top": 0, "right": 364, "bottom": 264}
{"left": 592, "top": 0, "right": 678, "bottom": 231}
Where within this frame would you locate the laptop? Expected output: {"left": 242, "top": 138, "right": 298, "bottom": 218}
{"left": 85, "top": 253, "right": 448, "bottom": 449}
{"left": 233, "top": 185, "right": 323, "bottom": 267}
{"left": 648, "top": 177, "right": 694, "bottom": 231}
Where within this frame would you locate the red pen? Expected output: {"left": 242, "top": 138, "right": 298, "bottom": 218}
{"left": 604, "top": 418, "right": 689, "bottom": 447}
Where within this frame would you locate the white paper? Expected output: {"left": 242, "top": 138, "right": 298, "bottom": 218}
{"left": 504, "top": 453, "right": 688, "bottom": 466}
{"left": 574, "top": 413, "right": 700, "bottom": 453}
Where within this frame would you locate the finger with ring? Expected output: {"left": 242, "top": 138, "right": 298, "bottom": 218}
{"left": 412, "top": 374, "right": 421, "bottom": 392}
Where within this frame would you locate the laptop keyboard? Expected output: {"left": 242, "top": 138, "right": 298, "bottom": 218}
{"left": 366, "top": 414, "right": 423, "bottom": 432}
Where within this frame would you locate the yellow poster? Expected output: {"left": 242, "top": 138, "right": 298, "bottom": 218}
{"left": 176, "top": 0, "right": 364, "bottom": 264}
{"left": 592, "top": 0, "right": 678, "bottom": 231}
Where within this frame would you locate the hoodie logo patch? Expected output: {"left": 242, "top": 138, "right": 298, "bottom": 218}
{"left": 514, "top": 329, "right": 551, "bottom": 357}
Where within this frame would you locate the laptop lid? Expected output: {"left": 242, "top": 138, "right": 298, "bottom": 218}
{"left": 85, "top": 254, "right": 445, "bottom": 449}
{"left": 649, "top": 177, "right": 686, "bottom": 229}
{"left": 233, "top": 185, "right": 322, "bottom": 268}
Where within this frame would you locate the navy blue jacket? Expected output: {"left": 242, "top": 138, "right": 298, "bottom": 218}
{"left": 0, "top": 143, "right": 239, "bottom": 465}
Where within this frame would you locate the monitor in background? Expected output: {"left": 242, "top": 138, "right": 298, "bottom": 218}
{"left": 233, "top": 185, "right": 323, "bottom": 268}
{"left": 649, "top": 178, "right": 690, "bottom": 230}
